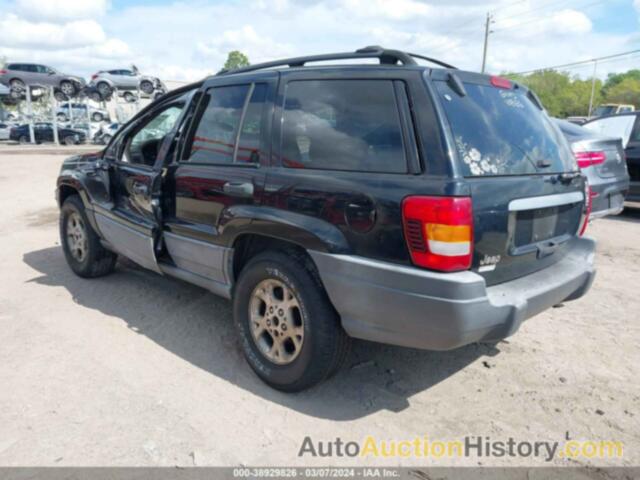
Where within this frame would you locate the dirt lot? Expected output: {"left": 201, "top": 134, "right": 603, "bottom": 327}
{"left": 0, "top": 151, "right": 638, "bottom": 468}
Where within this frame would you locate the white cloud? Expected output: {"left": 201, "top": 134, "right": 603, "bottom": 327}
{"left": 196, "top": 25, "right": 294, "bottom": 64}
{"left": 16, "top": 0, "right": 108, "bottom": 22}
{"left": 0, "top": 14, "right": 106, "bottom": 49}
{"left": 549, "top": 9, "right": 592, "bottom": 34}
{"left": 339, "top": 0, "right": 433, "bottom": 20}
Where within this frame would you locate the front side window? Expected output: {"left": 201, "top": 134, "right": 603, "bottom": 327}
{"left": 123, "top": 105, "right": 184, "bottom": 166}
{"left": 281, "top": 79, "right": 407, "bottom": 173}
{"left": 185, "top": 83, "right": 267, "bottom": 165}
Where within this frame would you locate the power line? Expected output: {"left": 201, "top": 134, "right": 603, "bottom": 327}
{"left": 493, "top": 0, "right": 574, "bottom": 23}
{"left": 492, "top": 0, "right": 606, "bottom": 33}
{"left": 513, "top": 49, "right": 640, "bottom": 75}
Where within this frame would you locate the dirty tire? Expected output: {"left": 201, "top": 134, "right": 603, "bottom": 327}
{"left": 60, "top": 195, "right": 117, "bottom": 278}
{"left": 234, "top": 250, "right": 350, "bottom": 392}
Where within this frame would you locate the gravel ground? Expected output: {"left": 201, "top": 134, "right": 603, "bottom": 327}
{"left": 0, "top": 153, "right": 638, "bottom": 468}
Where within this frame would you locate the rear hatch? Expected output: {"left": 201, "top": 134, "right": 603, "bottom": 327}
{"left": 431, "top": 71, "right": 585, "bottom": 285}
{"left": 573, "top": 137, "right": 628, "bottom": 179}
{"left": 556, "top": 119, "right": 628, "bottom": 179}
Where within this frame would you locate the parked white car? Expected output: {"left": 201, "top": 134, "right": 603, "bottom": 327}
{"left": 56, "top": 103, "right": 109, "bottom": 123}
{"left": 0, "top": 122, "right": 12, "bottom": 140}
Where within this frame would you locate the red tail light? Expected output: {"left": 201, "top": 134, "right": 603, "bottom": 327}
{"left": 402, "top": 196, "right": 474, "bottom": 272}
{"left": 490, "top": 76, "right": 512, "bottom": 89}
{"left": 579, "top": 183, "right": 592, "bottom": 236}
{"left": 91, "top": 74, "right": 98, "bottom": 80}
{"left": 0, "top": 69, "right": 7, "bottom": 75}
{"left": 575, "top": 151, "right": 606, "bottom": 169}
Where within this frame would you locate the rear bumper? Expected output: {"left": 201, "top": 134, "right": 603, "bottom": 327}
{"left": 310, "top": 237, "right": 596, "bottom": 351}
{"left": 590, "top": 177, "right": 629, "bottom": 218}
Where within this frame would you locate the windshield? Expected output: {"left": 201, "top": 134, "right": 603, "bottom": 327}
{"left": 594, "top": 106, "right": 616, "bottom": 117}
{"left": 435, "top": 81, "right": 575, "bottom": 176}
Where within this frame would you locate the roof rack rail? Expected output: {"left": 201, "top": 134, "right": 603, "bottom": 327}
{"left": 216, "top": 46, "right": 457, "bottom": 76}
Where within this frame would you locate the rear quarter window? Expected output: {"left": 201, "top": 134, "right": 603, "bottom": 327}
{"left": 281, "top": 79, "right": 407, "bottom": 173}
{"left": 435, "top": 81, "right": 574, "bottom": 176}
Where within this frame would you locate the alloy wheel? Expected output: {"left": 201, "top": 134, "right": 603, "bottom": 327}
{"left": 60, "top": 82, "right": 75, "bottom": 96}
{"left": 66, "top": 212, "right": 88, "bottom": 262}
{"left": 249, "top": 279, "right": 304, "bottom": 365}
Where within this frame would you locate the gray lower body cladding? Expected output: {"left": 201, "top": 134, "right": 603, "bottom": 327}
{"left": 309, "top": 237, "right": 596, "bottom": 351}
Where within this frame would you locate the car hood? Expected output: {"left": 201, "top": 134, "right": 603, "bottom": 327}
{"left": 61, "top": 151, "right": 103, "bottom": 169}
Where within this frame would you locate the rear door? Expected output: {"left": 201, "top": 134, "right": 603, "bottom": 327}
{"left": 431, "top": 71, "right": 585, "bottom": 285}
{"left": 163, "top": 72, "right": 276, "bottom": 284}
{"left": 264, "top": 68, "right": 445, "bottom": 265}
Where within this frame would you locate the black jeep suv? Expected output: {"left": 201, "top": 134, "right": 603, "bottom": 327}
{"left": 56, "top": 47, "right": 595, "bottom": 391}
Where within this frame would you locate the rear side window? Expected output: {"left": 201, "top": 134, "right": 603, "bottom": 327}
{"left": 281, "top": 80, "right": 407, "bottom": 173}
{"left": 435, "top": 81, "right": 575, "bottom": 176}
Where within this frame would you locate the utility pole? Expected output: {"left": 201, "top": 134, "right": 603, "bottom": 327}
{"left": 481, "top": 12, "right": 494, "bottom": 74}
{"left": 588, "top": 60, "right": 598, "bottom": 119}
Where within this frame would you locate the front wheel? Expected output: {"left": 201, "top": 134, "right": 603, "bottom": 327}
{"left": 60, "top": 195, "right": 117, "bottom": 278}
{"left": 59, "top": 81, "right": 76, "bottom": 97}
{"left": 233, "top": 251, "right": 350, "bottom": 392}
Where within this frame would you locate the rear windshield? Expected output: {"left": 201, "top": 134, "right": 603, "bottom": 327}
{"left": 435, "top": 81, "right": 575, "bottom": 176}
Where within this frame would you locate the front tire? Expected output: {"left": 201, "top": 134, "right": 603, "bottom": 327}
{"left": 59, "top": 81, "right": 76, "bottom": 97}
{"left": 234, "top": 251, "right": 349, "bottom": 392}
{"left": 91, "top": 112, "right": 104, "bottom": 122}
{"left": 60, "top": 195, "right": 117, "bottom": 278}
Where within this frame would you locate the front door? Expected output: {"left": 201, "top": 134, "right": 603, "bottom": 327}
{"left": 95, "top": 92, "right": 192, "bottom": 272}
{"left": 164, "top": 73, "right": 276, "bottom": 286}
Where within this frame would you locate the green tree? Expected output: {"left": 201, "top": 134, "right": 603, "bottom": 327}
{"left": 223, "top": 51, "right": 250, "bottom": 71}
{"left": 506, "top": 70, "right": 602, "bottom": 117}
{"left": 602, "top": 69, "right": 640, "bottom": 98}
{"left": 604, "top": 77, "right": 640, "bottom": 107}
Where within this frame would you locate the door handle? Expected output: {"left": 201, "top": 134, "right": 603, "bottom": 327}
{"left": 132, "top": 182, "right": 148, "bottom": 195}
{"left": 223, "top": 182, "right": 254, "bottom": 198}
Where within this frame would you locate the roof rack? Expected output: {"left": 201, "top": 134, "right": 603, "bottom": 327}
{"left": 216, "top": 46, "right": 457, "bottom": 76}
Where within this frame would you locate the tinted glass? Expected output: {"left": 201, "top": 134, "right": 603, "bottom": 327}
{"left": 125, "top": 105, "right": 183, "bottom": 165}
{"left": 236, "top": 84, "right": 267, "bottom": 164}
{"left": 594, "top": 106, "right": 616, "bottom": 117}
{"left": 187, "top": 85, "right": 249, "bottom": 164}
{"left": 435, "top": 81, "right": 575, "bottom": 176}
{"left": 281, "top": 80, "right": 406, "bottom": 173}
{"left": 554, "top": 119, "right": 596, "bottom": 142}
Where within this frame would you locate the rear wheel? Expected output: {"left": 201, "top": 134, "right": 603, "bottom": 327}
{"left": 9, "top": 78, "right": 25, "bottom": 91}
{"left": 60, "top": 195, "right": 117, "bottom": 278}
{"left": 123, "top": 91, "right": 136, "bottom": 103}
{"left": 63, "top": 135, "right": 76, "bottom": 146}
{"left": 234, "top": 251, "right": 350, "bottom": 392}
{"left": 18, "top": 134, "right": 28, "bottom": 144}
{"left": 91, "top": 112, "right": 104, "bottom": 122}
{"left": 139, "top": 80, "right": 154, "bottom": 95}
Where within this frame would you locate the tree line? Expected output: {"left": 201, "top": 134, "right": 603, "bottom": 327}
{"left": 507, "top": 69, "right": 640, "bottom": 118}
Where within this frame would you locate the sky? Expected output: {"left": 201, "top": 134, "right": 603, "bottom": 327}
{"left": 0, "top": 0, "right": 638, "bottom": 84}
